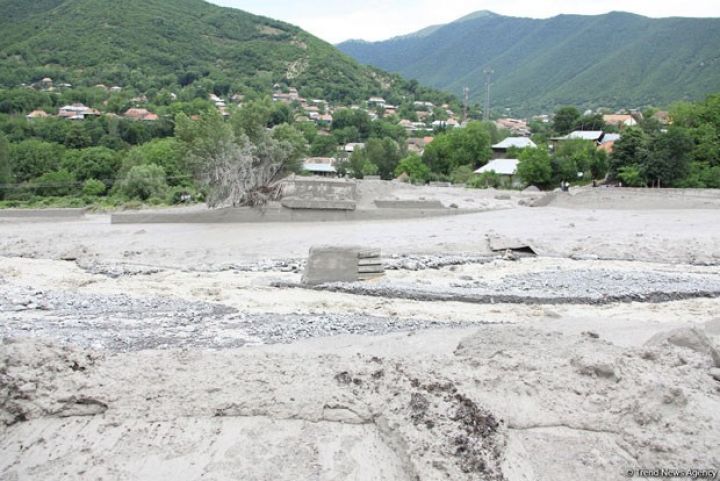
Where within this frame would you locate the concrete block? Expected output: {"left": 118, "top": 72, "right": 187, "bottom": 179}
{"left": 302, "top": 246, "right": 385, "bottom": 285}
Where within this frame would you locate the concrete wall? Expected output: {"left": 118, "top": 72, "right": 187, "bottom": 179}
{"left": 282, "top": 178, "right": 357, "bottom": 201}
{"left": 111, "top": 206, "right": 486, "bottom": 224}
{"left": 374, "top": 200, "right": 445, "bottom": 209}
{"left": 0, "top": 208, "right": 86, "bottom": 218}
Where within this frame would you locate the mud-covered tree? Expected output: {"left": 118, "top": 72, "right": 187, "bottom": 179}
{"left": 176, "top": 110, "right": 298, "bottom": 207}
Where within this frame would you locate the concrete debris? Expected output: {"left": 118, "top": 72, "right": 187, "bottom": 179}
{"left": 302, "top": 246, "right": 385, "bottom": 285}
{"left": 487, "top": 234, "right": 537, "bottom": 256}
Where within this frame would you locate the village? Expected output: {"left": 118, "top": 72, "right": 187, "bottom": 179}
{"left": 14, "top": 76, "right": 675, "bottom": 188}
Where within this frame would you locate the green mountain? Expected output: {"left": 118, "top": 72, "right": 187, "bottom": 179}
{"left": 0, "top": 0, "right": 447, "bottom": 104}
{"left": 337, "top": 11, "right": 720, "bottom": 113}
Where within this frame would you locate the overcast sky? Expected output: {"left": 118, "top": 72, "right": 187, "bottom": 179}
{"left": 208, "top": 0, "right": 720, "bottom": 43}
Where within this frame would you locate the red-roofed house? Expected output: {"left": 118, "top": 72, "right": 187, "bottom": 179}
{"left": 124, "top": 108, "right": 159, "bottom": 121}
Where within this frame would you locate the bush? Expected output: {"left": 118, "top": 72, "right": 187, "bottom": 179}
{"left": 468, "top": 172, "right": 501, "bottom": 189}
{"left": 450, "top": 165, "right": 474, "bottom": 185}
{"left": 115, "top": 163, "right": 168, "bottom": 200}
{"left": 82, "top": 178, "right": 106, "bottom": 197}
{"left": 166, "top": 185, "right": 197, "bottom": 204}
{"left": 617, "top": 165, "right": 645, "bottom": 187}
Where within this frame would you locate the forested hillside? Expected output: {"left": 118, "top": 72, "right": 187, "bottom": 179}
{"left": 338, "top": 11, "right": 720, "bottom": 113}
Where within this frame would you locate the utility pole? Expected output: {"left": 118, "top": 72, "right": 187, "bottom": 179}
{"left": 463, "top": 86, "right": 469, "bottom": 123}
{"left": 483, "top": 68, "right": 494, "bottom": 122}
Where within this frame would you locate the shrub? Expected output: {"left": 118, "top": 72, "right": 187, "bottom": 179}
{"left": 82, "top": 178, "right": 106, "bottom": 197}
{"left": 115, "top": 164, "right": 168, "bottom": 200}
{"left": 450, "top": 165, "right": 474, "bottom": 185}
{"left": 467, "top": 172, "right": 502, "bottom": 189}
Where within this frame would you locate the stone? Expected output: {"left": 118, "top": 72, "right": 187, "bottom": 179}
{"left": 709, "top": 368, "right": 720, "bottom": 382}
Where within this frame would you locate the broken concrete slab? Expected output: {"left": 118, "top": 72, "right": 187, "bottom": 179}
{"left": 302, "top": 246, "right": 385, "bottom": 285}
{"left": 487, "top": 234, "right": 538, "bottom": 256}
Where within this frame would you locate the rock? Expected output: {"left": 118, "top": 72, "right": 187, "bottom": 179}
{"left": 646, "top": 328, "right": 720, "bottom": 367}
{"left": 494, "top": 194, "right": 511, "bottom": 201}
{"left": 710, "top": 368, "right": 720, "bottom": 382}
{"left": 449, "top": 203, "right": 459, "bottom": 209}
{"left": 571, "top": 354, "right": 618, "bottom": 380}
{"left": 523, "top": 185, "right": 540, "bottom": 192}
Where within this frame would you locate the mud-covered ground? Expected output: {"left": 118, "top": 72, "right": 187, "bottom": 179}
{"left": 1, "top": 186, "right": 720, "bottom": 481}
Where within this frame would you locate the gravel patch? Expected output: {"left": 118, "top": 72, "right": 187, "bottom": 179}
{"left": 306, "top": 268, "right": 720, "bottom": 305}
{"left": 0, "top": 285, "right": 496, "bottom": 351}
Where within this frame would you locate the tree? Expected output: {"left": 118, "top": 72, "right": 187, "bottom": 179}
{"left": 61, "top": 146, "right": 121, "bottom": 183}
{"left": 554, "top": 139, "right": 607, "bottom": 181}
{"left": 346, "top": 138, "right": 403, "bottom": 180}
{"left": 644, "top": 127, "right": 694, "bottom": 187}
{"left": 231, "top": 97, "right": 273, "bottom": 141}
{"left": 115, "top": 164, "right": 168, "bottom": 200}
{"left": 553, "top": 106, "right": 581, "bottom": 136}
{"left": 517, "top": 148, "right": 553, "bottom": 188}
{"left": 395, "top": 154, "right": 430, "bottom": 183}
{"left": 121, "top": 138, "right": 187, "bottom": 185}
{"left": 610, "top": 127, "right": 649, "bottom": 179}
{"left": 9, "top": 140, "right": 64, "bottom": 183}
{"left": 271, "top": 124, "right": 307, "bottom": 173}
{"left": 198, "top": 134, "right": 294, "bottom": 207}
{"left": 30, "top": 170, "right": 78, "bottom": 197}
{"left": 422, "top": 121, "right": 492, "bottom": 175}
{"left": 0, "top": 134, "right": 11, "bottom": 199}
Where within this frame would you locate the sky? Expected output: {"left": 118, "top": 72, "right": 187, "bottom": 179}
{"left": 208, "top": 0, "right": 720, "bottom": 43}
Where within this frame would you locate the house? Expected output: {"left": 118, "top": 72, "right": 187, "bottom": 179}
{"left": 598, "top": 133, "right": 621, "bottom": 154}
{"left": 551, "top": 131, "right": 605, "bottom": 149}
{"left": 367, "top": 97, "right": 386, "bottom": 108}
{"left": 495, "top": 118, "right": 530, "bottom": 136}
{"left": 317, "top": 113, "right": 333, "bottom": 125}
{"left": 399, "top": 119, "right": 415, "bottom": 131}
{"left": 406, "top": 137, "right": 427, "bottom": 154}
{"left": 653, "top": 111, "right": 671, "bottom": 125}
{"left": 413, "top": 101, "right": 434, "bottom": 109}
{"left": 491, "top": 137, "right": 537, "bottom": 158}
{"left": 603, "top": 114, "right": 637, "bottom": 128}
{"left": 344, "top": 143, "right": 365, "bottom": 153}
{"left": 58, "top": 103, "right": 100, "bottom": 120}
{"left": 26, "top": 110, "right": 49, "bottom": 120}
{"left": 123, "top": 108, "right": 159, "bottom": 121}
{"left": 474, "top": 158, "right": 521, "bottom": 187}
{"left": 302, "top": 157, "right": 337, "bottom": 177}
